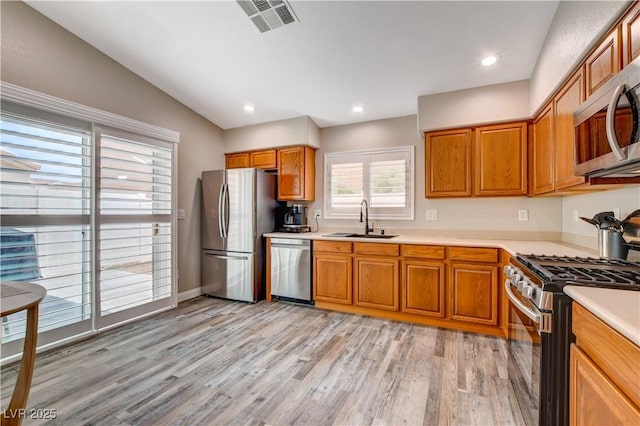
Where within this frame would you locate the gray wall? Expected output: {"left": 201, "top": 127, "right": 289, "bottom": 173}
{"left": 529, "top": 0, "right": 630, "bottom": 113}
{"left": 224, "top": 116, "right": 320, "bottom": 153}
{"left": 1, "top": 1, "right": 225, "bottom": 294}
{"left": 310, "top": 115, "right": 563, "bottom": 235}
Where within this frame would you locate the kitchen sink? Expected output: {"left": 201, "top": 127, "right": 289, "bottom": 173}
{"left": 323, "top": 232, "right": 397, "bottom": 239}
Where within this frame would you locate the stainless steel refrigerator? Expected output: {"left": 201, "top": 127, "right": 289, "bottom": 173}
{"left": 201, "top": 168, "right": 277, "bottom": 302}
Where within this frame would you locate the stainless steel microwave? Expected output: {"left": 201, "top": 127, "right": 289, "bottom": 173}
{"left": 573, "top": 56, "right": 640, "bottom": 178}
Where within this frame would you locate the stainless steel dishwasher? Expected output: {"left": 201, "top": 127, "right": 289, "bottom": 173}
{"left": 270, "top": 238, "right": 312, "bottom": 303}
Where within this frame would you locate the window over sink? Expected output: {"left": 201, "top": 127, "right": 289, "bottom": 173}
{"left": 324, "top": 146, "right": 414, "bottom": 220}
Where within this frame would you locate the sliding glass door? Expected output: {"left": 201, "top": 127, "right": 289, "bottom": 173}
{"left": 95, "top": 127, "right": 174, "bottom": 328}
{"left": 0, "top": 110, "right": 93, "bottom": 355}
{"left": 0, "top": 101, "right": 176, "bottom": 360}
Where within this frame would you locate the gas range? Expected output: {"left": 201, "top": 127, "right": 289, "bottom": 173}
{"left": 514, "top": 254, "right": 640, "bottom": 291}
{"left": 505, "top": 254, "right": 640, "bottom": 426}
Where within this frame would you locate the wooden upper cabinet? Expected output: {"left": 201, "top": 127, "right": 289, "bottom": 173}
{"left": 554, "top": 69, "right": 586, "bottom": 190}
{"left": 622, "top": 1, "right": 640, "bottom": 66}
{"left": 532, "top": 104, "right": 555, "bottom": 195}
{"left": 585, "top": 26, "right": 621, "bottom": 98}
{"left": 277, "top": 146, "right": 315, "bottom": 201}
{"left": 425, "top": 128, "right": 472, "bottom": 197}
{"left": 474, "top": 122, "right": 527, "bottom": 196}
{"left": 225, "top": 152, "right": 250, "bottom": 169}
{"left": 249, "top": 149, "right": 277, "bottom": 169}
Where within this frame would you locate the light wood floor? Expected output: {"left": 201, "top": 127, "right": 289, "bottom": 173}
{"left": 1, "top": 297, "right": 524, "bottom": 425}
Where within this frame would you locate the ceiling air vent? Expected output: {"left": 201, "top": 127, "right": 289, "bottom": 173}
{"left": 237, "top": 0, "right": 299, "bottom": 33}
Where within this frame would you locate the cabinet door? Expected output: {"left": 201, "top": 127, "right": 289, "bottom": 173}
{"left": 249, "top": 149, "right": 277, "bottom": 169}
{"left": 622, "top": 2, "right": 640, "bottom": 67}
{"left": 474, "top": 122, "right": 527, "bottom": 196}
{"left": 570, "top": 345, "right": 640, "bottom": 426}
{"left": 354, "top": 256, "right": 399, "bottom": 311}
{"left": 225, "top": 153, "right": 250, "bottom": 169}
{"left": 554, "top": 70, "right": 586, "bottom": 190}
{"left": 277, "top": 146, "right": 315, "bottom": 201}
{"left": 585, "top": 27, "right": 621, "bottom": 98}
{"left": 532, "top": 104, "right": 555, "bottom": 194}
{"left": 402, "top": 260, "right": 445, "bottom": 317}
{"left": 425, "top": 129, "right": 472, "bottom": 197}
{"left": 449, "top": 263, "right": 498, "bottom": 325}
{"left": 314, "top": 254, "right": 352, "bottom": 304}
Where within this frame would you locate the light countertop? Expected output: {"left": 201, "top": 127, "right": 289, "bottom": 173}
{"left": 264, "top": 231, "right": 598, "bottom": 258}
{"left": 564, "top": 286, "right": 640, "bottom": 346}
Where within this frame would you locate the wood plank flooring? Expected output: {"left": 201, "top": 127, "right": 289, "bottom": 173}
{"left": 1, "top": 297, "right": 524, "bottom": 425}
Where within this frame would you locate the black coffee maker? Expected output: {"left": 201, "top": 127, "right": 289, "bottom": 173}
{"left": 284, "top": 204, "right": 307, "bottom": 226}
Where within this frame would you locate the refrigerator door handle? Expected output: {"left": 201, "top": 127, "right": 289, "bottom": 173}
{"left": 204, "top": 253, "right": 249, "bottom": 261}
{"left": 224, "top": 183, "right": 230, "bottom": 238}
{"left": 217, "top": 183, "right": 225, "bottom": 239}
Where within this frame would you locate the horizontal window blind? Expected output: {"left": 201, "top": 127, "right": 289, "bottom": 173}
{"left": 97, "top": 129, "right": 173, "bottom": 321}
{"left": 0, "top": 112, "right": 92, "bottom": 344}
{"left": 324, "top": 146, "right": 414, "bottom": 220}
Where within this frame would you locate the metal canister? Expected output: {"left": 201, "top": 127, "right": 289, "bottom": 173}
{"left": 598, "top": 228, "right": 629, "bottom": 259}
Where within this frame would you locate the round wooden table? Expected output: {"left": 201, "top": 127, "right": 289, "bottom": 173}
{"left": 1, "top": 282, "right": 46, "bottom": 426}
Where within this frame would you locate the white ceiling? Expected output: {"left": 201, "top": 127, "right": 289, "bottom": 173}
{"left": 26, "top": 1, "right": 559, "bottom": 129}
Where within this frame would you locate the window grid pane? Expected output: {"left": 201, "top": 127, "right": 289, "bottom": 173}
{"left": 325, "top": 147, "right": 413, "bottom": 219}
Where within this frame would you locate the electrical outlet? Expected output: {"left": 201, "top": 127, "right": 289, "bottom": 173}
{"left": 518, "top": 209, "right": 529, "bottom": 222}
{"left": 313, "top": 209, "right": 321, "bottom": 219}
{"left": 572, "top": 209, "right": 578, "bottom": 223}
{"left": 177, "top": 209, "right": 186, "bottom": 220}
{"left": 426, "top": 210, "right": 438, "bottom": 221}
{"left": 613, "top": 208, "right": 620, "bottom": 219}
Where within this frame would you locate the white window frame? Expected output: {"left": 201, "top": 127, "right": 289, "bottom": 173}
{"left": 324, "top": 146, "right": 414, "bottom": 220}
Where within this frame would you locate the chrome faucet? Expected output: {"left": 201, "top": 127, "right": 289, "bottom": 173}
{"left": 360, "top": 199, "right": 374, "bottom": 236}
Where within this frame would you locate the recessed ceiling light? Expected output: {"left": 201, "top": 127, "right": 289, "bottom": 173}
{"left": 243, "top": 104, "right": 255, "bottom": 112}
{"left": 482, "top": 55, "right": 497, "bottom": 66}
{"left": 352, "top": 105, "right": 365, "bottom": 113}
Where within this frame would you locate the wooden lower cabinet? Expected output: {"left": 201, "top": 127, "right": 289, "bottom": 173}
{"left": 449, "top": 263, "right": 498, "bottom": 325}
{"left": 312, "top": 242, "right": 503, "bottom": 336}
{"left": 402, "top": 260, "right": 445, "bottom": 317}
{"left": 570, "top": 344, "right": 640, "bottom": 425}
{"left": 314, "top": 253, "right": 352, "bottom": 304}
{"left": 354, "top": 256, "right": 399, "bottom": 311}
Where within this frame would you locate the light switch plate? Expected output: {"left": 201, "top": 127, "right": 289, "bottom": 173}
{"left": 518, "top": 209, "right": 529, "bottom": 222}
{"left": 177, "top": 209, "right": 186, "bottom": 220}
{"left": 426, "top": 210, "right": 438, "bottom": 221}
{"left": 572, "top": 209, "right": 578, "bottom": 223}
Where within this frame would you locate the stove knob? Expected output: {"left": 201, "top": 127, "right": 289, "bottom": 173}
{"left": 504, "top": 265, "right": 514, "bottom": 277}
{"left": 511, "top": 273, "right": 522, "bottom": 285}
{"left": 520, "top": 282, "right": 534, "bottom": 299}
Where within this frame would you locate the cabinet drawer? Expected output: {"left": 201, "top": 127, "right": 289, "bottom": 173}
{"left": 401, "top": 244, "right": 445, "bottom": 260}
{"left": 572, "top": 302, "right": 640, "bottom": 407}
{"left": 354, "top": 242, "right": 399, "bottom": 256}
{"left": 448, "top": 247, "right": 499, "bottom": 263}
{"left": 314, "top": 240, "right": 352, "bottom": 254}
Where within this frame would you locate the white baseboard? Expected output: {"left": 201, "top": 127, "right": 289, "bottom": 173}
{"left": 178, "top": 287, "right": 203, "bottom": 303}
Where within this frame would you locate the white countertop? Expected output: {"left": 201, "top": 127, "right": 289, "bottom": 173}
{"left": 564, "top": 286, "right": 640, "bottom": 346}
{"left": 264, "top": 231, "right": 598, "bottom": 258}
